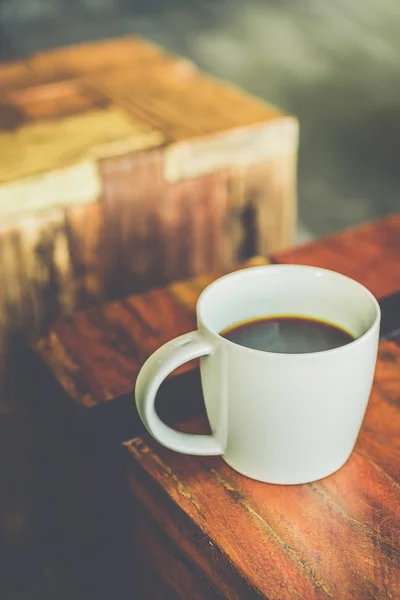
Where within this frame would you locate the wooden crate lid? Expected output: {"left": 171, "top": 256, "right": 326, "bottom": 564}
{"left": 0, "top": 37, "right": 298, "bottom": 223}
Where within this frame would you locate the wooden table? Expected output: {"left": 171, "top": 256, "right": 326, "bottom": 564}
{"left": 34, "top": 216, "right": 400, "bottom": 599}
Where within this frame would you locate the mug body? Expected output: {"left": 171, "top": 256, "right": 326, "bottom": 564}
{"left": 197, "top": 265, "right": 380, "bottom": 484}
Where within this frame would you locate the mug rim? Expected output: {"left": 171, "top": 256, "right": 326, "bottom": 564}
{"left": 197, "top": 264, "right": 381, "bottom": 358}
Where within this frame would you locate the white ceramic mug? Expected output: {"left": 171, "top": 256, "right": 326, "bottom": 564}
{"left": 135, "top": 265, "right": 380, "bottom": 484}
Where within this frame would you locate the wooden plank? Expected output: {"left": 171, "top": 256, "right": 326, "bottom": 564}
{"left": 227, "top": 155, "right": 297, "bottom": 257}
{"left": 125, "top": 340, "right": 400, "bottom": 600}
{"left": 90, "top": 65, "right": 288, "bottom": 143}
{"left": 98, "top": 151, "right": 233, "bottom": 298}
{"left": 0, "top": 107, "right": 162, "bottom": 186}
{"left": 5, "top": 80, "right": 109, "bottom": 121}
{"left": 134, "top": 503, "right": 219, "bottom": 600}
{"left": 272, "top": 215, "right": 400, "bottom": 298}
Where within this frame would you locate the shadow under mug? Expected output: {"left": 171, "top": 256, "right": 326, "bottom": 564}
{"left": 135, "top": 265, "right": 380, "bottom": 484}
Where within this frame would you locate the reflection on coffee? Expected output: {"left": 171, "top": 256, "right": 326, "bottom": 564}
{"left": 221, "top": 315, "right": 355, "bottom": 354}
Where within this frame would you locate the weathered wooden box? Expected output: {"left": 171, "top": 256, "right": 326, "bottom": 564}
{"left": 0, "top": 36, "right": 298, "bottom": 408}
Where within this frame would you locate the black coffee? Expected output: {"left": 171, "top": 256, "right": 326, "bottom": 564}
{"left": 221, "top": 316, "right": 355, "bottom": 354}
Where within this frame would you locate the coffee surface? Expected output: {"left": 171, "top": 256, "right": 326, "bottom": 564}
{"left": 221, "top": 316, "right": 355, "bottom": 354}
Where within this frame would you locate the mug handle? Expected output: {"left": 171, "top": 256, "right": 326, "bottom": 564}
{"left": 135, "top": 331, "right": 224, "bottom": 455}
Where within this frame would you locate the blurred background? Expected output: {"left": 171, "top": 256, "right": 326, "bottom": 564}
{"left": 0, "top": 0, "right": 399, "bottom": 241}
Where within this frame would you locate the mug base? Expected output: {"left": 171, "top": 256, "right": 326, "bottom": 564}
{"left": 221, "top": 453, "right": 353, "bottom": 485}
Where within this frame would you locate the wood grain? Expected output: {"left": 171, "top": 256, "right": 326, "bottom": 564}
{"left": 272, "top": 214, "right": 400, "bottom": 297}
{"left": 90, "top": 64, "right": 287, "bottom": 144}
{"left": 125, "top": 340, "right": 400, "bottom": 599}
{"left": 134, "top": 502, "right": 219, "bottom": 600}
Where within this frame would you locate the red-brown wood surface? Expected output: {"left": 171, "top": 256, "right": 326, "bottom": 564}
{"left": 272, "top": 214, "right": 400, "bottom": 297}
{"left": 126, "top": 340, "right": 400, "bottom": 599}
{"left": 34, "top": 256, "right": 268, "bottom": 406}
{"left": 34, "top": 216, "right": 400, "bottom": 599}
